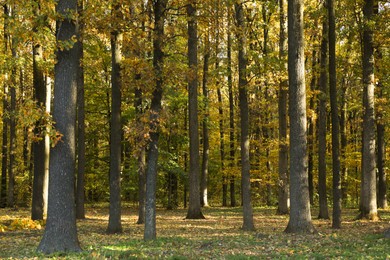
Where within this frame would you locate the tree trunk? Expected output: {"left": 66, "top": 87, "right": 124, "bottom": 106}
{"left": 227, "top": 5, "right": 236, "bottom": 208}
{"left": 135, "top": 86, "right": 146, "bottom": 223}
{"left": 359, "top": 0, "right": 377, "bottom": 220}
{"left": 186, "top": 0, "right": 204, "bottom": 220}
{"left": 285, "top": 0, "right": 315, "bottom": 233}
{"left": 31, "top": 35, "right": 47, "bottom": 219}
{"left": 1, "top": 4, "right": 10, "bottom": 209}
{"left": 107, "top": 3, "right": 123, "bottom": 233}
{"left": 37, "top": 0, "right": 81, "bottom": 252}
{"left": 201, "top": 38, "right": 210, "bottom": 208}
{"left": 318, "top": 12, "right": 329, "bottom": 220}
{"left": 235, "top": 1, "right": 254, "bottom": 231}
{"left": 308, "top": 45, "right": 317, "bottom": 207}
{"left": 328, "top": 0, "right": 342, "bottom": 229}
{"left": 277, "top": 0, "right": 289, "bottom": 215}
{"left": 144, "top": 0, "right": 167, "bottom": 240}
{"left": 76, "top": 0, "right": 86, "bottom": 220}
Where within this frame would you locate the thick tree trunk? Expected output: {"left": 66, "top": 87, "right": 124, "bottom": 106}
{"left": 328, "top": 0, "right": 342, "bottom": 229}
{"left": 186, "top": 0, "right": 204, "bottom": 220}
{"left": 37, "top": 0, "right": 81, "bottom": 253}
{"left": 360, "top": 0, "right": 377, "bottom": 220}
{"left": 285, "top": 0, "right": 315, "bottom": 233}
{"left": 318, "top": 13, "right": 329, "bottom": 220}
{"left": 277, "top": 0, "right": 289, "bottom": 215}
{"left": 235, "top": 1, "right": 254, "bottom": 231}
{"left": 107, "top": 3, "right": 123, "bottom": 233}
{"left": 144, "top": 0, "right": 167, "bottom": 240}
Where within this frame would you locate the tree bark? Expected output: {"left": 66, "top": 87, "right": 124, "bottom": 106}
{"left": 359, "top": 0, "right": 377, "bottom": 220}
{"left": 318, "top": 12, "right": 329, "bottom": 220}
{"left": 76, "top": 0, "right": 86, "bottom": 220}
{"left": 31, "top": 12, "right": 48, "bottom": 219}
{"left": 201, "top": 38, "right": 210, "bottom": 208}
{"left": 277, "top": 0, "right": 289, "bottom": 215}
{"left": 235, "top": 1, "right": 255, "bottom": 231}
{"left": 144, "top": 0, "right": 167, "bottom": 240}
{"left": 227, "top": 5, "right": 236, "bottom": 208}
{"left": 37, "top": 0, "right": 81, "bottom": 253}
{"left": 186, "top": 0, "right": 204, "bottom": 220}
{"left": 328, "top": 0, "right": 342, "bottom": 228}
{"left": 285, "top": 0, "right": 315, "bottom": 233}
{"left": 1, "top": 4, "right": 10, "bottom": 209}
{"left": 107, "top": 2, "right": 123, "bottom": 233}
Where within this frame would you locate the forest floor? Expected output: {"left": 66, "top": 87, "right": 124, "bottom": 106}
{"left": 0, "top": 205, "right": 389, "bottom": 259}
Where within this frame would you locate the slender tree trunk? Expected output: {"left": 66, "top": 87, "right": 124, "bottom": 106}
{"left": 235, "top": 1, "right": 254, "bottom": 231}
{"left": 277, "top": 0, "right": 289, "bottom": 215}
{"left": 31, "top": 35, "right": 47, "bottom": 219}
{"left": 285, "top": 0, "right": 315, "bottom": 233}
{"left": 107, "top": 3, "right": 123, "bottom": 233}
{"left": 328, "top": 0, "right": 341, "bottom": 228}
{"left": 308, "top": 46, "right": 317, "bottom": 207}
{"left": 76, "top": 0, "right": 86, "bottom": 220}
{"left": 360, "top": 0, "right": 377, "bottom": 220}
{"left": 144, "top": 0, "right": 167, "bottom": 240}
{"left": 186, "top": 0, "right": 204, "bottom": 219}
{"left": 37, "top": 0, "right": 81, "bottom": 252}
{"left": 227, "top": 5, "right": 236, "bottom": 208}
{"left": 1, "top": 4, "right": 10, "bottom": 209}
{"left": 201, "top": 38, "right": 210, "bottom": 208}
{"left": 135, "top": 86, "right": 146, "bottom": 223}
{"left": 340, "top": 82, "right": 348, "bottom": 206}
{"left": 318, "top": 12, "right": 329, "bottom": 220}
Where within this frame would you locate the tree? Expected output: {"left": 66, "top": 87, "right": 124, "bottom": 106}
{"left": 107, "top": 1, "right": 123, "bottom": 234}
{"left": 144, "top": 0, "right": 168, "bottom": 241}
{"left": 31, "top": 0, "right": 49, "bottom": 220}
{"left": 318, "top": 6, "right": 329, "bottom": 220}
{"left": 328, "top": 0, "right": 342, "bottom": 228}
{"left": 201, "top": 35, "right": 210, "bottom": 208}
{"left": 37, "top": 0, "right": 82, "bottom": 253}
{"left": 285, "top": 0, "right": 315, "bottom": 233}
{"left": 1, "top": 4, "right": 10, "bottom": 209}
{"left": 76, "top": 0, "right": 86, "bottom": 220}
{"left": 277, "top": 0, "right": 289, "bottom": 215}
{"left": 359, "top": 0, "right": 377, "bottom": 220}
{"left": 186, "top": 0, "right": 204, "bottom": 220}
{"left": 235, "top": 1, "right": 255, "bottom": 231}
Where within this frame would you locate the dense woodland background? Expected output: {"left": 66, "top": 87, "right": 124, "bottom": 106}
{"left": 0, "top": 0, "right": 389, "bottom": 253}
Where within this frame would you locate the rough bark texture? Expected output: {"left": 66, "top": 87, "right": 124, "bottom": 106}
{"left": 328, "top": 0, "right": 342, "bottom": 228}
{"left": 144, "top": 0, "right": 167, "bottom": 240}
{"left": 227, "top": 6, "right": 236, "bottom": 208}
{"left": 37, "top": 0, "right": 81, "bottom": 253}
{"left": 285, "top": 0, "right": 315, "bottom": 234}
{"left": 1, "top": 4, "right": 10, "bottom": 209}
{"left": 360, "top": 0, "right": 377, "bottom": 220}
{"left": 318, "top": 14, "right": 329, "bottom": 220}
{"left": 107, "top": 10, "right": 123, "bottom": 233}
{"left": 76, "top": 0, "right": 86, "bottom": 220}
{"left": 235, "top": 2, "right": 255, "bottom": 231}
{"left": 135, "top": 86, "right": 146, "bottom": 224}
{"left": 277, "top": 0, "right": 289, "bottom": 215}
{"left": 186, "top": 0, "right": 204, "bottom": 220}
{"left": 31, "top": 40, "right": 47, "bottom": 220}
{"left": 201, "top": 41, "right": 210, "bottom": 208}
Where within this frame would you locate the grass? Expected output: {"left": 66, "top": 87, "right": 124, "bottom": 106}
{"left": 0, "top": 206, "right": 389, "bottom": 259}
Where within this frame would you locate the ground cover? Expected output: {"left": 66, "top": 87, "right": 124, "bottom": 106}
{"left": 0, "top": 206, "right": 389, "bottom": 259}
